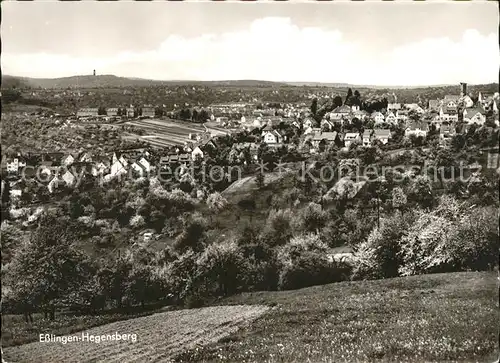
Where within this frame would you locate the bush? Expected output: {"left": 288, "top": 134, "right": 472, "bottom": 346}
{"left": 276, "top": 234, "right": 348, "bottom": 290}
{"left": 397, "top": 196, "right": 497, "bottom": 276}
{"left": 239, "top": 242, "right": 279, "bottom": 291}
{"left": 351, "top": 211, "right": 414, "bottom": 280}
{"left": 191, "top": 240, "right": 245, "bottom": 299}
{"left": 260, "top": 209, "right": 294, "bottom": 247}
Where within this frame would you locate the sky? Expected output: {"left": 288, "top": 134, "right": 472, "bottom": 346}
{"left": 2, "top": 1, "right": 499, "bottom": 86}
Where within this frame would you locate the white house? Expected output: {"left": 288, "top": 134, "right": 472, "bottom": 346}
{"left": 405, "top": 121, "right": 429, "bottom": 138}
{"left": 443, "top": 95, "right": 460, "bottom": 109}
{"left": 344, "top": 133, "right": 361, "bottom": 148}
{"left": 439, "top": 125, "right": 456, "bottom": 146}
{"left": 439, "top": 107, "right": 459, "bottom": 123}
{"left": 463, "top": 108, "right": 486, "bottom": 126}
{"left": 110, "top": 159, "right": 128, "bottom": 178}
{"left": 373, "top": 129, "right": 391, "bottom": 144}
{"left": 362, "top": 130, "right": 372, "bottom": 147}
{"left": 372, "top": 112, "right": 385, "bottom": 124}
{"left": 6, "top": 157, "right": 26, "bottom": 173}
{"left": 61, "top": 154, "right": 76, "bottom": 166}
{"left": 262, "top": 125, "right": 284, "bottom": 144}
{"left": 330, "top": 105, "right": 352, "bottom": 122}
{"left": 47, "top": 175, "right": 65, "bottom": 193}
{"left": 387, "top": 103, "right": 402, "bottom": 111}
{"left": 385, "top": 111, "right": 398, "bottom": 124}
{"left": 191, "top": 146, "right": 204, "bottom": 161}
{"left": 62, "top": 170, "right": 77, "bottom": 187}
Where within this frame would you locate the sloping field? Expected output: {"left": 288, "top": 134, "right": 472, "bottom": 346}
{"left": 174, "top": 271, "right": 499, "bottom": 363}
{"left": 222, "top": 172, "right": 290, "bottom": 196}
{"left": 3, "top": 305, "right": 270, "bottom": 363}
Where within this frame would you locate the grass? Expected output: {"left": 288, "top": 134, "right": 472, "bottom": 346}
{"left": 174, "top": 271, "right": 499, "bottom": 362}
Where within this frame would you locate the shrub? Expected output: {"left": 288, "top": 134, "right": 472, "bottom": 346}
{"left": 192, "top": 240, "right": 245, "bottom": 298}
{"left": 396, "top": 196, "right": 497, "bottom": 276}
{"left": 129, "top": 214, "right": 145, "bottom": 229}
{"left": 239, "top": 242, "right": 279, "bottom": 291}
{"left": 174, "top": 213, "right": 207, "bottom": 253}
{"left": 351, "top": 210, "right": 414, "bottom": 280}
{"left": 260, "top": 209, "right": 294, "bottom": 247}
{"left": 277, "top": 234, "right": 348, "bottom": 290}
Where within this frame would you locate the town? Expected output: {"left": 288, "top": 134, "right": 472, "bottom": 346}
{"left": 3, "top": 81, "right": 499, "bottom": 203}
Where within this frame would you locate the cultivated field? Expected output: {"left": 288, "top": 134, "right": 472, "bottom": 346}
{"left": 124, "top": 119, "right": 230, "bottom": 147}
{"left": 2, "top": 305, "right": 270, "bottom": 363}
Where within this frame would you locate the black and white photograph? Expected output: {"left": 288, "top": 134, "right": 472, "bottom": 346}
{"left": 1, "top": 1, "right": 499, "bottom": 362}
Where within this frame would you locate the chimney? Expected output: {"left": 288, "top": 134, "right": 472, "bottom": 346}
{"left": 460, "top": 82, "right": 467, "bottom": 96}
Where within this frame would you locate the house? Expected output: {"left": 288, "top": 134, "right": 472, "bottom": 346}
{"left": 311, "top": 131, "right": 339, "bottom": 148}
{"left": 385, "top": 111, "right": 398, "bottom": 124}
{"left": 352, "top": 110, "right": 369, "bottom": 121}
{"left": 439, "top": 106, "right": 458, "bottom": 123}
{"left": 405, "top": 121, "right": 429, "bottom": 138}
{"left": 109, "top": 157, "right": 128, "bottom": 178}
{"left": 443, "top": 95, "right": 460, "bottom": 109}
{"left": 372, "top": 112, "right": 385, "bottom": 124}
{"left": 216, "top": 116, "right": 229, "bottom": 124}
{"left": 330, "top": 105, "right": 352, "bottom": 122}
{"left": 39, "top": 161, "right": 55, "bottom": 177}
{"left": 61, "top": 170, "right": 77, "bottom": 187}
{"left": 343, "top": 132, "right": 361, "bottom": 148}
{"left": 439, "top": 125, "right": 456, "bottom": 145}
{"left": 397, "top": 110, "right": 409, "bottom": 122}
{"left": 76, "top": 108, "right": 99, "bottom": 118}
{"left": 320, "top": 119, "right": 335, "bottom": 131}
{"left": 362, "top": 130, "right": 373, "bottom": 147}
{"left": 61, "top": 154, "right": 76, "bottom": 166}
{"left": 462, "top": 95, "right": 474, "bottom": 108}
{"left": 387, "top": 103, "right": 402, "bottom": 111}
{"left": 126, "top": 107, "right": 135, "bottom": 118}
{"left": 78, "top": 152, "right": 92, "bottom": 163}
{"left": 463, "top": 108, "right": 486, "bottom": 126}
{"left": 6, "top": 157, "right": 26, "bottom": 174}
{"left": 303, "top": 118, "right": 314, "bottom": 129}
{"left": 405, "top": 104, "right": 425, "bottom": 114}
{"left": 373, "top": 129, "right": 391, "bottom": 144}
{"left": 262, "top": 125, "right": 284, "bottom": 144}
{"left": 142, "top": 105, "right": 155, "bottom": 118}
{"left": 92, "top": 156, "right": 110, "bottom": 176}
{"left": 191, "top": 146, "right": 204, "bottom": 160}
{"left": 9, "top": 182, "right": 23, "bottom": 199}
{"left": 47, "top": 174, "right": 65, "bottom": 193}
{"left": 178, "top": 154, "right": 191, "bottom": 163}
{"left": 106, "top": 108, "right": 119, "bottom": 117}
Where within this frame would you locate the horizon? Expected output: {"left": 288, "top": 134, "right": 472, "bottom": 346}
{"left": 2, "top": 2, "right": 499, "bottom": 87}
{"left": 4, "top": 73, "right": 498, "bottom": 89}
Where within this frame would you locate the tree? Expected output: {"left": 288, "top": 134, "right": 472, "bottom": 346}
{"left": 407, "top": 175, "right": 434, "bottom": 209}
{"left": 345, "top": 88, "right": 353, "bottom": 105}
{"left": 7, "top": 215, "right": 91, "bottom": 320}
{"left": 392, "top": 187, "right": 407, "bottom": 215}
{"left": 206, "top": 192, "right": 228, "bottom": 222}
{"left": 310, "top": 98, "right": 318, "bottom": 117}
{"left": 333, "top": 96, "right": 343, "bottom": 108}
{"left": 174, "top": 213, "right": 207, "bottom": 252}
{"left": 255, "top": 171, "right": 265, "bottom": 189}
{"left": 2, "top": 181, "right": 11, "bottom": 221}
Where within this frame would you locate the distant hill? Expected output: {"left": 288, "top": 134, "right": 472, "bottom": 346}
{"left": 1, "top": 75, "right": 289, "bottom": 89}
{"left": 2, "top": 74, "right": 497, "bottom": 92}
